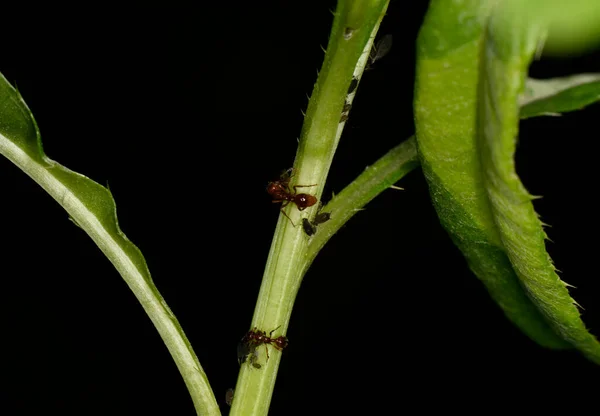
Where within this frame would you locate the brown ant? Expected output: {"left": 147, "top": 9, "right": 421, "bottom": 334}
{"left": 239, "top": 326, "right": 289, "bottom": 366}
{"left": 267, "top": 169, "right": 318, "bottom": 225}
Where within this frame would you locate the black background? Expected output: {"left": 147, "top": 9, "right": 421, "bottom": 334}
{"left": 2, "top": 2, "right": 600, "bottom": 415}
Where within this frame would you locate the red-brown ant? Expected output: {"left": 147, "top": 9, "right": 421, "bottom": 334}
{"left": 239, "top": 326, "right": 289, "bottom": 365}
{"left": 267, "top": 169, "right": 318, "bottom": 225}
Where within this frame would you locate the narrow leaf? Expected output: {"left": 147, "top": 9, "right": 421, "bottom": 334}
{"left": 520, "top": 74, "right": 600, "bottom": 119}
{"left": 0, "top": 73, "right": 220, "bottom": 414}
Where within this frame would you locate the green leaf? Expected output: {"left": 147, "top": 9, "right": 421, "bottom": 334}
{"left": 415, "top": 0, "right": 600, "bottom": 361}
{"left": 415, "top": 0, "right": 567, "bottom": 349}
{"left": 481, "top": 1, "right": 600, "bottom": 362}
{"left": 534, "top": 0, "right": 600, "bottom": 54}
{"left": 520, "top": 74, "right": 600, "bottom": 119}
{"left": 0, "top": 73, "right": 220, "bottom": 414}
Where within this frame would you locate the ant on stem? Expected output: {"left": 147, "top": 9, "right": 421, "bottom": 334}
{"left": 267, "top": 168, "right": 318, "bottom": 226}
{"left": 238, "top": 326, "right": 289, "bottom": 368}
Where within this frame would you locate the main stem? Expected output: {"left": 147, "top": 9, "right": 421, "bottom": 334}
{"left": 229, "top": 1, "right": 390, "bottom": 415}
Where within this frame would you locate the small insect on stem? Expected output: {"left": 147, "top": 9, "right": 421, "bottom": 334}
{"left": 249, "top": 348, "right": 262, "bottom": 369}
{"left": 267, "top": 169, "right": 318, "bottom": 226}
{"left": 347, "top": 78, "right": 359, "bottom": 97}
{"left": 343, "top": 26, "right": 355, "bottom": 40}
{"left": 225, "top": 388, "right": 235, "bottom": 406}
{"left": 237, "top": 339, "right": 262, "bottom": 369}
{"left": 368, "top": 34, "right": 393, "bottom": 67}
{"left": 302, "top": 218, "right": 317, "bottom": 236}
{"left": 238, "top": 326, "right": 290, "bottom": 368}
{"left": 237, "top": 339, "right": 251, "bottom": 365}
{"left": 340, "top": 102, "right": 353, "bottom": 123}
{"left": 302, "top": 211, "right": 332, "bottom": 237}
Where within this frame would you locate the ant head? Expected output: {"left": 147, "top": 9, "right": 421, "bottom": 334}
{"left": 274, "top": 336, "right": 289, "bottom": 350}
{"left": 267, "top": 181, "right": 287, "bottom": 197}
{"left": 296, "top": 194, "right": 318, "bottom": 210}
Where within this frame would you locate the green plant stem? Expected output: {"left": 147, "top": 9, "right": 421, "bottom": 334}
{"left": 306, "top": 137, "right": 419, "bottom": 267}
{"left": 229, "top": 1, "right": 389, "bottom": 415}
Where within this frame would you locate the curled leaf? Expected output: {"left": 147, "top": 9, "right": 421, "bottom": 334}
{"left": 415, "top": 0, "right": 600, "bottom": 361}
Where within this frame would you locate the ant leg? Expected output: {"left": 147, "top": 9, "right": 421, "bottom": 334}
{"left": 278, "top": 201, "right": 297, "bottom": 227}
{"left": 264, "top": 344, "right": 270, "bottom": 361}
{"left": 278, "top": 168, "right": 295, "bottom": 183}
{"left": 269, "top": 326, "right": 281, "bottom": 338}
{"left": 279, "top": 208, "right": 296, "bottom": 227}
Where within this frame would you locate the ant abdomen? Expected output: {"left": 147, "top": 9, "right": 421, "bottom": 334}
{"left": 295, "top": 194, "right": 317, "bottom": 210}
{"left": 273, "top": 336, "right": 289, "bottom": 350}
{"left": 267, "top": 169, "right": 318, "bottom": 225}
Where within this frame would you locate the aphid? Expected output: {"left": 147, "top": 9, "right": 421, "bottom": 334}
{"left": 343, "top": 27, "right": 355, "bottom": 40}
{"left": 237, "top": 339, "right": 251, "bottom": 365}
{"left": 369, "top": 34, "right": 393, "bottom": 67}
{"left": 225, "top": 388, "right": 235, "bottom": 406}
{"left": 237, "top": 339, "right": 262, "bottom": 369}
{"left": 341, "top": 36, "right": 392, "bottom": 125}
{"left": 302, "top": 212, "right": 332, "bottom": 236}
{"left": 267, "top": 169, "right": 318, "bottom": 225}
{"left": 340, "top": 102, "right": 353, "bottom": 123}
{"left": 302, "top": 218, "right": 317, "bottom": 236}
{"left": 248, "top": 348, "right": 262, "bottom": 369}
{"left": 347, "top": 78, "right": 359, "bottom": 96}
{"left": 314, "top": 212, "right": 331, "bottom": 224}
